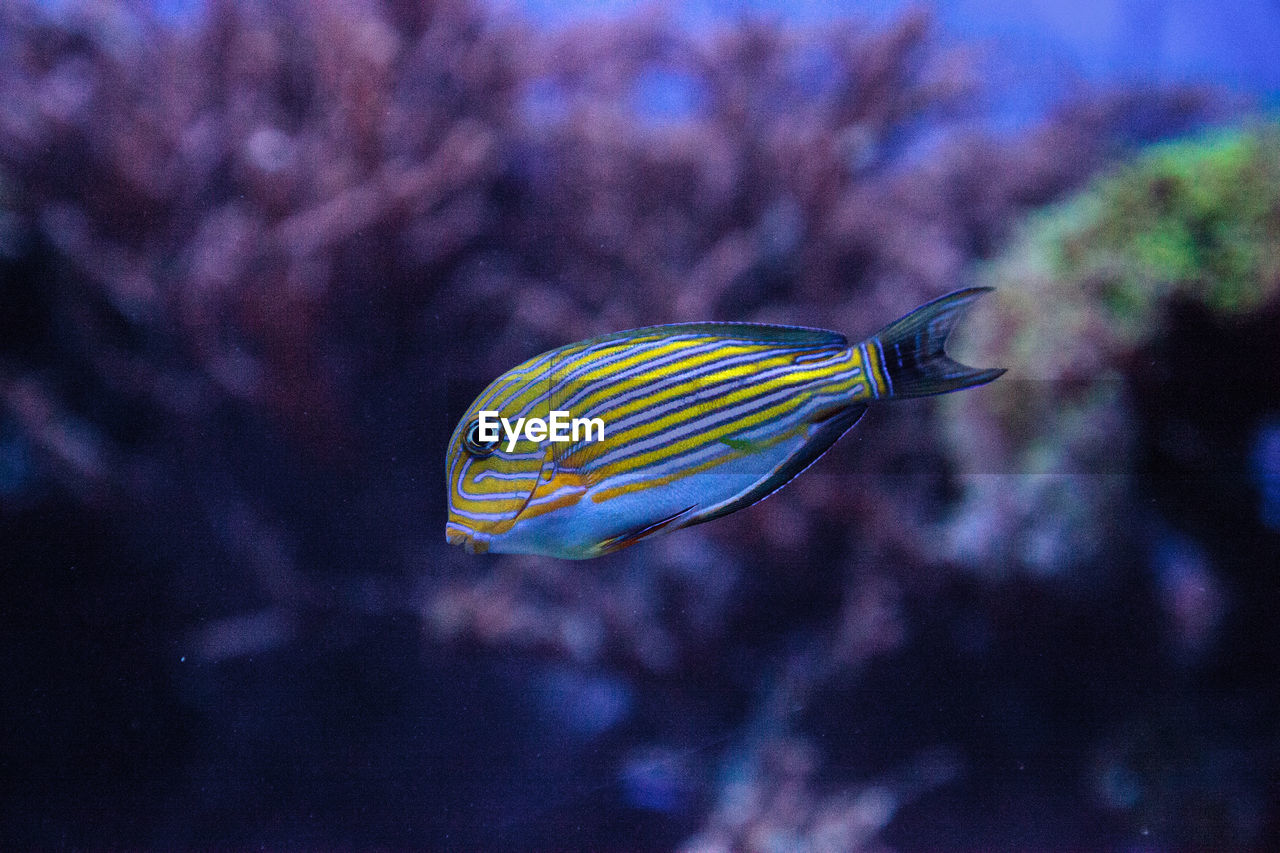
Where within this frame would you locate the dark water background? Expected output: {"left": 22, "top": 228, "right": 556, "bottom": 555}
{"left": 2, "top": 0, "right": 1278, "bottom": 849}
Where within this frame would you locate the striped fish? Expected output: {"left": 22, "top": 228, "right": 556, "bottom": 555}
{"left": 446, "top": 288, "right": 1004, "bottom": 559}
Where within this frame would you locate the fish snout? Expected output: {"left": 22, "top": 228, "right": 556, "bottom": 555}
{"left": 445, "top": 522, "right": 490, "bottom": 555}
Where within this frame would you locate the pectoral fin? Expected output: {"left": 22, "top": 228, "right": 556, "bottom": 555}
{"left": 720, "top": 435, "right": 766, "bottom": 453}
{"left": 594, "top": 505, "right": 698, "bottom": 556}
{"left": 690, "top": 404, "right": 867, "bottom": 526}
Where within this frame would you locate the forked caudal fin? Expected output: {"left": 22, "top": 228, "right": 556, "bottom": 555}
{"left": 870, "top": 287, "right": 1005, "bottom": 398}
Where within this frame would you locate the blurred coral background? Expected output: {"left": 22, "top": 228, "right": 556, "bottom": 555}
{"left": 2, "top": 0, "right": 1278, "bottom": 849}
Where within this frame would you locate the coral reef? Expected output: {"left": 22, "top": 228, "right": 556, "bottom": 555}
{"left": 943, "top": 124, "right": 1280, "bottom": 577}
{"left": 939, "top": 125, "right": 1280, "bottom": 844}
{"left": 2, "top": 0, "right": 1275, "bottom": 849}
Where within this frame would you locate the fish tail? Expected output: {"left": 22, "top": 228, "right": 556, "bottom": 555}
{"left": 866, "top": 287, "right": 1005, "bottom": 399}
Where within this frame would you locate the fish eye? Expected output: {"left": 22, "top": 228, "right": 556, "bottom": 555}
{"left": 462, "top": 419, "right": 499, "bottom": 458}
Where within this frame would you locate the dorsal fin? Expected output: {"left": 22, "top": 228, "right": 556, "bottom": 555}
{"left": 581, "top": 321, "right": 847, "bottom": 350}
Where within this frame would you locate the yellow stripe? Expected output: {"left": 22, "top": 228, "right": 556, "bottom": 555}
{"left": 590, "top": 418, "right": 810, "bottom": 503}
{"left": 582, "top": 348, "right": 794, "bottom": 430}
{"left": 595, "top": 391, "right": 814, "bottom": 483}
{"left": 864, "top": 340, "right": 888, "bottom": 398}
{"left": 564, "top": 339, "right": 762, "bottom": 416}
{"left": 601, "top": 357, "right": 863, "bottom": 455}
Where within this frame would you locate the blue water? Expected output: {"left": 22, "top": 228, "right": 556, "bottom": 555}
{"left": 57, "top": 0, "right": 1280, "bottom": 104}
{"left": 504, "top": 0, "right": 1280, "bottom": 96}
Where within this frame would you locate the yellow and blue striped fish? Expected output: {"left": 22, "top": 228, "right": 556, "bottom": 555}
{"left": 446, "top": 288, "right": 1004, "bottom": 559}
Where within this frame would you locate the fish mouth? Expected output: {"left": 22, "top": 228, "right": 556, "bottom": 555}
{"left": 445, "top": 522, "right": 490, "bottom": 555}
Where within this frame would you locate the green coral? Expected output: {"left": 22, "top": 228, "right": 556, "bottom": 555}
{"left": 939, "top": 123, "right": 1280, "bottom": 577}
{"left": 997, "top": 124, "right": 1280, "bottom": 354}
{"left": 1058, "top": 124, "right": 1280, "bottom": 328}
